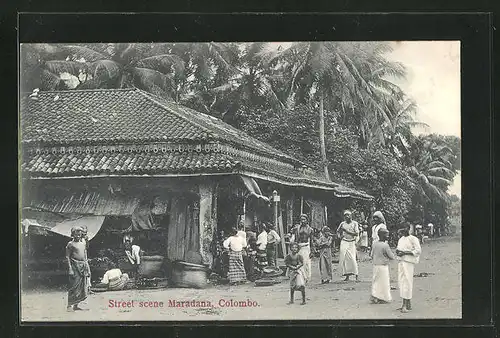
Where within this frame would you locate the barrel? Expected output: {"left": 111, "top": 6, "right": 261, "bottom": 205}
{"left": 138, "top": 255, "right": 164, "bottom": 278}
{"left": 170, "top": 261, "right": 208, "bottom": 289}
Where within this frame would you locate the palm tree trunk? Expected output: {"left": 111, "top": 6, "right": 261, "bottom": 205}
{"left": 319, "top": 91, "right": 330, "bottom": 181}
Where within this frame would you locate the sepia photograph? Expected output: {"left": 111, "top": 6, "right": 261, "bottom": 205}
{"left": 19, "top": 41, "right": 461, "bottom": 321}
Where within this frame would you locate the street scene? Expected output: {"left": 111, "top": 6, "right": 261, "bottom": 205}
{"left": 20, "top": 41, "right": 461, "bottom": 321}
{"left": 21, "top": 236, "right": 461, "bottom": 321}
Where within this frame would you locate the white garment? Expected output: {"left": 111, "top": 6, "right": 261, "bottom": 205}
{"left": 101, "top": 268, "right": 123, "bottom": 284}
{"left": 428, "top": 223, "right": 434, "bottom": 236}
{"left": 223, "top": 235, "right": 247, "bottom": 252}
{"left": 256, "top": 230, "right": 268, "bottom": 250}
{"left": 237, "top": 230, "right": 247, "bottom": 239}
{"left": 371, "top": 223, "right": 387, "bottom": 243}
{"left": 372, "top": 265, "right": 392, "bottom": 302}
{"left": 397, "top": 235, "right": 421, "bottom": 264}
{"left": 125, "top": 245, "right": 141, "bottom": 265}
{"left": 398, "top": 261, "right": 415, "bottom": 299}
{"left": 339, "top": 239, "right": 358, "bottom": 276}
{"left": 298, "top": 244, "right": 311, "bottom": 282}
{"left": 267, "top": 229, "right": 281, "bottom": 244}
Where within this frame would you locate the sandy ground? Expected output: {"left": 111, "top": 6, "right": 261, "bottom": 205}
{"left": 21, "top": 236, "right": 461, "bottom": 321}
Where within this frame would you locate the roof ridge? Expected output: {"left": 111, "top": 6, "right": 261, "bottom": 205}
{"left": 135, "top": 89, "right": 219, "bottom": 141}
{"left": 137, "top": 89, "right": 304, "bottom": 166}
{"left": 20, "top": 87, "right": 137, "bottom": 96}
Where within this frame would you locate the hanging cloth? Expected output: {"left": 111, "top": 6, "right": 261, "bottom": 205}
{"left": 240, "top": 176, "right": 270, "bottom": 202}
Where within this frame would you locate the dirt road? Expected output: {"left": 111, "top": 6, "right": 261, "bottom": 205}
{"left": 21, "top": 236, "right": 461, "bottom": 321}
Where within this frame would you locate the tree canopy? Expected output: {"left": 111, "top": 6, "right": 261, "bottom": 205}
{"left": 20, "top": 42, "right": 461, "bottom": 231}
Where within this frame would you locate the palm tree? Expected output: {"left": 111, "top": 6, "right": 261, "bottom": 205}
{"left": 21, "top": 43, "right": 187, "bottom": 100}
{"left": 204, "top": 42, "right": 287, "bottom": 122}
{"left": 20, "top": 43, "right": 81, "bottom": 92}
{"left": 259, "top": 41, "right": 408, "bottom": 180}
{"left": 408, "top": 136, "right": 455, "bottom": 204}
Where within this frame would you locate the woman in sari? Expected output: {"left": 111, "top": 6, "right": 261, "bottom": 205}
{"left": 316, "top": 226, "right": 333, "bottom": 284}
{"left": 337, "top": 210, "right": 360, "bottom": 282}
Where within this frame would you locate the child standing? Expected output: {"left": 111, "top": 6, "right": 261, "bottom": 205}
{"left": 285, "top": 242, "right": 307, "bottom": 305}
{"left": 396, "top": 224, "right": 422, "bottom": 313}
{"left": 370, "top": 228, "right": 396, "bottom": 304}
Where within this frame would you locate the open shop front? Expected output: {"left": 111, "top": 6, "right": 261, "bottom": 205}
{"left": 21, "top": 177, "right": 203, "bottom": 288}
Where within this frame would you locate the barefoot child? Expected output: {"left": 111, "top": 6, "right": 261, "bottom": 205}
{"left": 396, "top": 223, "right": 422, "bottom": 313}
{"left": 285, "top": 242, "right": 307, "bottom": 305}
{"left": 370, "top": 228, "right": 396, "bottom": 304}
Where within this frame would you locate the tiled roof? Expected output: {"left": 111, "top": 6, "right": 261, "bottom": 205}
{"left": 20, "top": 88, "right": 297, "bottom": 164}
{"left": 22, "top": 151, "right": 238, "bottom": 176}
{"left": 20, "top": 88, "right": 373, "bottom": 200}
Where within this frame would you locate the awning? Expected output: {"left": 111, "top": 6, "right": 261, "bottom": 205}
{"left": 49, "top": 216, "right": 105, "bottom": 240}
{"left": 240, "top": 175, "right": 270, "bottom": 202}
{"left": 27, "top": 190, "right": 141, "bottom": 216}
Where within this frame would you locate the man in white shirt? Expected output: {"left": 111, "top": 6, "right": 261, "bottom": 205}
{"left": 256, "top": 223, "right": 269, "bottom": 270}
{"left": 427, "top": 223, "right": 434, "bottom": 237}
{"left": 266, "top": 224, "right": 281, "bottom": 267}
{"left": 223, "top": 228, "right": 248, "bottom": 284}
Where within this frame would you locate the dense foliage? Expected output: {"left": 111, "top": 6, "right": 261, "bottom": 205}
{"left": 21, "top": 42, "right": 461, "bottom": 233}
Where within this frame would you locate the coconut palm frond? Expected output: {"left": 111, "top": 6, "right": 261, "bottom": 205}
{"left": 423, "top": 182, "right": 449, "bottom": 202}
{"left": 136, "top": 54, "right": 186, "bottom": 76}
{"left": 132, "top": 67, "right": 174, "bottom": 91}
{"left": 44, "top": 60, "right": 85, "bottom": 76}
{"left": 89, "top": 59, "right": 121, "bottom": 81}
{"left": 61, "top": 45, "right": 108, "bottom": 62}
{"left": 372, "top": 60, "right": 407, "bottom": 79}
{"left": 211, "top": 82, "right": 237, "bottom": 94}
{"left": 427, "top": 160, "right": 451, "bottom": 169}
{"left": 427, "top": 175, "right": 452, "bottom": 186}
{"left": 427, "top": 166, "right": 455, "bottom": 178}
{"left": 40, "top": 69, "right": 62, "bottom": 90}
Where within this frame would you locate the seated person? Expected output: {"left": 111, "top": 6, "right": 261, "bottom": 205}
{"left": 95, "top": 261, "right": 129, "bottom": 291}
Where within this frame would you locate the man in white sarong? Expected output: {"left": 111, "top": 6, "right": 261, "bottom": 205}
{"left": 396, "top": 224, "right": 422, "bottom": 313}
{"left": 289, "top": 214, "right": 313, "bottom": 283}
{"left": 337, "top": 210, "right": 360, "bottom": 282}
{"left": 370, "top": 228, "right": 396, "bottom": 303}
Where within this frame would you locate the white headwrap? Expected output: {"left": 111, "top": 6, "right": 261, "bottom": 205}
{"left": 123, "top": 234, "right": 134, "bottom": 244}
{"left": 373, "top": 211, "right": 386, "bottom": 224}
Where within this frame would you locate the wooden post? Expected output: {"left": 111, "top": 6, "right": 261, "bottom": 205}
{"left": 199, "top": 182, "right": 215, "bottom": 266}
{"left": 242, "top": 196, "right": 246, "bottom": 230}
{"left": 273, "top": 191, "right": 286, "bottom": 258}
{"left": 300, "top": 195, "right": 304, "bottom": 215}
{"left": 286, "top": 195, "right": 294, "bottom": 233}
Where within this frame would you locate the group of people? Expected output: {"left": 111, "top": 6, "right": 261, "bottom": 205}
{"left": 212, "top": 222, "right": 282, "bottom": 285}
{"left": 65, "top": 226, "right": 142, "bottom": 312}
{"left": 65, "top": 210, "right": 422, "bottom": 313}
{"left": 284, "top": 210, "right": 422, "bottom": 313}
